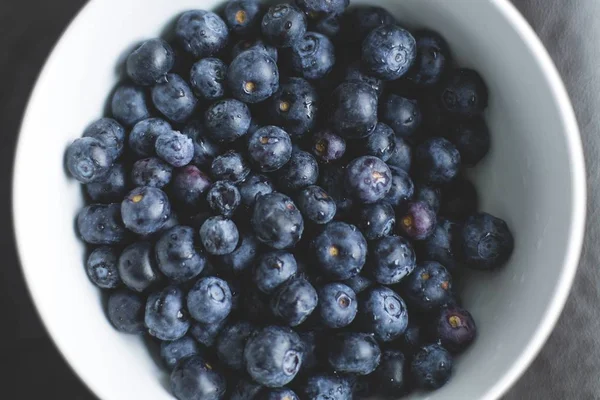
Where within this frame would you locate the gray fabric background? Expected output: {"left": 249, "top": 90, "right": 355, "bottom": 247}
{"left": 0, "top": 0, "right": 597, "bottom": 398}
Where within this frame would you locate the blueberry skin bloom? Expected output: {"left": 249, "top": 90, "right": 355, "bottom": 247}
{"left": 318, "top": 283, "right": 357, "bottom": 328}
{"left": 160, "top": 336, "right": 200, "bottom": 370}
{"left": 107, "top": 289, "right": 145, "bottom": 334}
{"left": 199, "top": 216, "right": 240, "bottom": 255}
{"left": 356, "top": 202, "right": 396, "bottom": 241}
{"left": 77, "top": 203, "right": 129, "bottom": 245}
{"left": 118, "top": 241, "right": 162, "bottom": 293}
{"left": 268, "top": 77, "right": 319, "bottom": 137}
{"left": 296, "top": 0, "right": 348, "bottom": 16}
{"left": 170, "top": 355, "right": 227, "bottom": 400}
{"left": 175, "top": 10, "right": 229, "bottom": 58}
{"left": 228, "top": 50, "right": 279, "bottom": 104}
{"left": 252, "top": 192, "right": 304, "bottom": 250}
{"left": 187, "top": 276, "right": 232, "bottom": 324}
{"left": 345, "top": 156, "right": 392, "bottom": 204}
{"left": 398, "top": 201, "right": 437, "bottom": 241}
{"left": 224, "top": 0, "right": 263, "bottom": 35}
{"left": 129, "top": 118, "right": 173, "bottom": 158}
{"left": 358, "top": 286, "right": 408, "bottom": 342}
{"left": 216, "top": 320, "right": 255, "bottom": 370}
{"left": 207, "top": 180, "right": 241, "bottom": 217}
{"left": 131, "top": 157, "right": 172, "bottom": 188}
{"left": 82, "top": 117, "right": 126, "bottom": 160}
{"left": 205, "top": 99, "right": 251, "bottom": 143}
{"left": 253, "top": 251, "right": 298, "bottom": 294}
{"left": 126, "top": 38, "right": 174, "bottom": 86}
{"left": 270, "top": 277, "right": 318, "bottom": 326}
{"left": 312, "top": 221, "right": 367, "bottom": 280}
{"left": 462, "top": 212, "right": 514, "bottom": 270}
{"left": 155, "top": 130, "right": 194, "bottom": 167}
{"left": 415, "top": 138, "right": 461, "bottom": 185}
{"left": 145, "top": 286, "right": 190, "bottom": 341}
{"left": 66, "top": 137, "right": 113, "bottom": 184}
{"left": 190, "top": 58, "right": 227, "bottom": 101}
{"left": 238, "top": 173, "right": 275, "bottom": 208}
{"left": 232, "top": 38, "right": 279, "bottom": 62}
{"left": 405, "top": 29, "right": 451, "bottom": 88}
{"left": 86, "top": 246, "right": 121, "bottom": 289}
{"left": 121, "top": 187, "right": 171, "bottom": 235}
{"left": 155, "top": 225, "right": 206, "bottom": 283}
{"left": 402, "top": 261, "right": 452, "bottom": 311}
{"left": 328, "top": 332, "right": 381, "bottom": 375}
{"left": 291, "top": 32, "right": 335, "bottom": 80}
{"left": 247, "top": 126, "right": 293, "bottom": 172}
{"left": 244, "top": 325, "right": 304, "bottom": 387}
{"left": 301, "top": 374, "right": 352, "bottom": 400}
{"left": 369, "top": 235, "right": 416, "bottom": 284}
{"left": 262, "top": 4, "right": 307, "bottom": 48}
{"left": 434, "top": 305, "right": 477, "bottom": 353}
{"left": 111, "top": 84, "right": 151, "bottom": 127}
{"left": 329, "top": 81, "right": 378, "bottom": 139}
{"left": 296, "top": 185, "right": 336, "bottom": 225}
{"left": 152, "top": 73, "right": 197, "bottom": 124}
{"left": 380, "top": 94, "right": 421, "bottom": 138}
{"left": 211, "top": 151, "right": 251, "bottom": 183}
{"left": 439, "top": 68, "right": 488, "bottom": 118}
{"left": 310, "top": 129, "right": 345, "bottom": 163}
{"left": 410, "top": 344, "right": 453, "bottom": 390}
{"left": 276, "top": 149, "right": 319, "bottom": 192}
{"left": 362, "top": 24, "right": 416, "bottom": 80}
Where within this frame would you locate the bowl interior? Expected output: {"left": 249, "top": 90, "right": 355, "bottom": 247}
{"left": 13, "top": 0, "right": 584, "bottom": 399}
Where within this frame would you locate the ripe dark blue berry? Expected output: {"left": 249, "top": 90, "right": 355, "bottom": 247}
{"left": 462, "top": 212, "right": 514, "bottom": 270}
{"left": 328, "top": 332, "right": 381, "bottom": 375}
{"left": 254, "top": 250, "right": 298, "bottom": 294}
{"left": 155, "top": 225, "right": 206, "bottom": 283}
{"left": 207, "top": 180, "right": 241, "bottom": 217}
{"left": 310, "top": 129, "right": 346, "bottom": 163}
{"left": 380, "top": 94, "right": 421, "bottom": 138}
{"left": 107, "top": 289, "right": 145, "bottom": 334}
{"left": 398, "top": 201, "right": 437, "bottom": 240}
{"left": 118, "top": 241, "right": 162, "bottom": 293}
{"left": 439, "top": 68, "right": 488, "bottom": 118}
{"left": 291, "top": 32, "right": 335, "bottom": 80}
{"left": 121, "top": 186, "right": 171, "bottom": 235}
{"left": 205, "top": 99, "right": 251, "bottom": 143}
{"left": 296, "top": 185, "right": 336, "bottom": 225}
{"left": 190, "top": 57, "right": 227, "bottom": 101}
{"left": 252, "top": 192, "right": 304, "bottom": 249}
{"left": 357, "top": 286, "right": 408, "bottom": 342}
{"left": 433, "top": 305, "right": 477, "bottom": 353}
{"left": 355, "top": 202, "right": 395, "bottom": 241}
{"left": 361, "top": 24, "right": 416, "bottom": 80}
{"left": 145, "top": 285, "right": 190, "bottom": 341}
{"left": 368, "top": 235, "right": 416, "bottom": 285}
{"left": 199, "top": 216, "right": 240, "bottom": 255}
{"left": 270, "top": 276, "right": 318, "bottom": 326}
{"left": 228, "top": 50, "right": 280, "bottom": 103}
{"left": 318, "top": 282, "right": 357, "bottom": 328}
{"left": 329, "top": 81, "right": 378, "bottom": 139}
{"left": 187, "top": 276, "right": 232, "bottom": 324}
{"left": 247, "top": 126, "right": 293, "bottom": 172}
{"left": 66, "top": 137, "right": 113, "bottom": 184}
{"left": 170, "top": 355, "right": 227, "bottom": 400}
{"left": 345, "top": 156, "right": 392, "bottom": 204}
{"left": 312, "top": 221, "right": 367, "bottom": 280}
{"left": 405, "top": 29, "right": 450, "bottom": 87}
{"left": 127, "top": 39, "right": 174, "bottom": 86}
{"left": 268, "top": 77, "right": 319, "bottom": 137}
{"left": 402, "top": 261, "right": 452, "bottom": 311}
{"left": 261, "top": 4, "right": 307, "bottom": 48}
{"left": 410, "top": 344, "right": 453, "bottom": 390}
{"left": 86, "top": 247, "right": 121, "bottom": 289}
{"left": 175, "top": 10, "right": 229, "bottom": 58}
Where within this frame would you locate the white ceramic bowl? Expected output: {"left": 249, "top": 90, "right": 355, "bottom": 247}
{"left": 13, "top": 0, "right": 585, "bottom": 399}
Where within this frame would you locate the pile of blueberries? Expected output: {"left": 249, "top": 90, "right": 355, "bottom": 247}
{"left": 65, "top": 0, "right": 515, "bottom": 399}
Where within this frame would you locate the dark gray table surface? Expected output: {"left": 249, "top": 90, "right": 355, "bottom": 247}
{"left": 1, "top": 0, "right": 597, "bottom": 398}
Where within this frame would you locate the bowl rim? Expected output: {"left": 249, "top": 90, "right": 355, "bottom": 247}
{"left": 11, "top": 0, "right": 586, "bottom": 399}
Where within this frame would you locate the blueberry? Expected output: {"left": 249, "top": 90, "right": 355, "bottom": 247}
{"left": 422, "top": 218, "right": 463, "bottom": 271}
{"left": 199, "top": 216, "right": 240, "bottom": 255}
{"left": 238, "top": 173, "right": 275, "bottom": 208}
{"left": 329, "top": 81, "right": 377, "bottom": 139}
{"left": 187, "top": 276, "right": 232, "bottom": 324}
{"left": 160, "top": 335, "right": 200, "bottom": 370}
{"left": 247, "top": 126, "right": 293, "bottom": 172}
{"left": 296, "top": 185, "right": 336, "bottom": 225}
{"left": 346, "top": 6, "right": 396, "bottom": 43}
{"left": 256, "top": 387, "right": 299, "bottom": 400}
{"left": 298, "top": 331, "right": 320, "bottom": 373}
{"left": 310, "top": 129, "right": 346, "bottom": 163}
{"left": 252, "top": 192, "right": 305, "bottom": 249}
{"left": 82, "top": 117, "right": 126, "bottom": 160}
{"left": 118, "top": 241, "right": 162, "bottom": 292}
{"left": 312, "top": 221, "right": 367, "bottom": 280}
{"left": 357, "top": 286, "right": 408, "bottom": 342}
{"left": 405, "top": 29, "right": 450, "bottom": 87}
{"left": 296, "top": 0, "right": 348, "bottom": 17}
{"left": 129, "top": 118, "right": 173, "bottom": 158}
{"left": 216, "top": 320, "right": 255, "bottom": 370}
{"left": 433, "top": 305, "right": 477, "bottom": 353}
{"left": 271, "top": 277, "right": 318, "bottom": 326}
{"left": 218, "top": 230, "right": 261, "bottom": 274}
{"left": 300, "top": 373, "right": 352, "bottom": 400}
{"left": 328, "top": 332, "right": 380, "bottom": 375}
{"left": 318, "top": 282, "right": 357, "bottom": 328}
{"left": 319, "top": 164, "right": 353, "bottom": 216}
{"left": 371, "top": 350, "right": 406, "bottom": 396}
{"left": 276, "top": 149, "right": 319, "bottom": 193}
{"left": 414, "top": 184, "right": 441, "bottom": 214}
{"left": 446, "top": 117, "right": 490, "bottom": 167}
{"left": 244, "top": 325, "right": 303, "bottom": 387}
{"left": 190, "top": 318, "right": 228, "bottom": 347}
{"left": 341, "top": 275, "right": 374, "bottom": 294}
{"left": 170, "top": 165, "right": 212, "bottom": 211}
{"left": 386, "top": 136, "right": 412, "bottom": 172}
{"left": 415, "top": 138, "right": 461, "bottom": 184}
{"left": 183, "top": 120, "right": 221, "bottom": 168}
{"left": 211, "top": 151, "right": 251, "bottom": 183}
{"left": 398, "top": 201, "right": 436, "bottom": 241}
{"left": 176, "top": 10, "right": 229, "bottom": 58}
{"left": 362, "top": 24, "right": 416, "bottom": 80}
{"left": 230, "top": 378, "right": 264, "bottom": 400}
{"left": 145, "top": 286, "right": 189, "bottom": 340}
{"left": 190, "top": 58, "right": 227, "bottom": 101}
{"left": 384, "top": 169, "right": 414, "bottom": 209}
{"left": 86, "top": 247, "right": 121, "bottom": 289}
{"left": 86, "top": 163, "right": 128, "bottom": 203}
{"left": 397, "top": 320, "right": 423, "bottom": 355}
{"left": 152, "top": 73, "right": 197, "bottom": 124}
{"left": 66, "top": 137, "right": 113, "bottom": 183}
{"left": 345, "top": 156, "right": 392, "bottom": 204}
{"left": 121, "top": 187, "right": 171, "bottom": 235}
{"left": 410, "top": 344, "right": 453, "bottom": 390}
{"left": 228, "top": 50, "right": 279, "bottom": 103}
{"left": 402, "top": 261, "right": 452, "bottom": 311}
{"left": 156, "top": 226, "right": 206, "bottom": 283}
{"left": 205, "top": 180, "right": 240, "bottom": 217}
{"left": 291, "top": 32, "right": 335, "bottom": 80}
{"left": 205, "top": 99, "right": 251, "bottom": 143}
{"left": 439, "top": 68, "right": 488, "bottom": 118}
{"left": 462, "top": 212, "right": 514, "bottom": 270}
{"left": 380, "top": 94, "right": 421, "bottom": 138}
{"left": 106, "top": 289, "right": 145, "bottom": 334}
{"left": 363, "top": 123, "right": 395, "bottom": 162}
{"left": 131, "top": 157, "right": 172, "bottom": 188}
{"left": 224, "top": 0, "right": 263, "bottom": 34}
{"left": 111, "top": 84, "right": 151, "bottom": 127}
{"left": 369, "top": 235, "right": 416, "bottom": 285}
{"left": 312, "top": 14, "right": 342, "bottom": 39}
{"left": 232, "top": 38, "right": 279, "bottom": 62}
{"left": 254, "top": 251, "right": 298, "bottom": 294}
{"left": 261, "top": 4, "right": 307, "bottom": 48}
{"left": 170, "top": 355, "right": 227, "bottom": 400}
{"left": 268, "top": 77, "right": 319, "bottom": 137}
{"left": 126, "top": 39, "right": 175, "bottom": 86}
{"left": 77, "top": 203, "right": 129, "bottom": 245}
{"left": 342, "top": 61, "right": 385, "bottom": 97}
